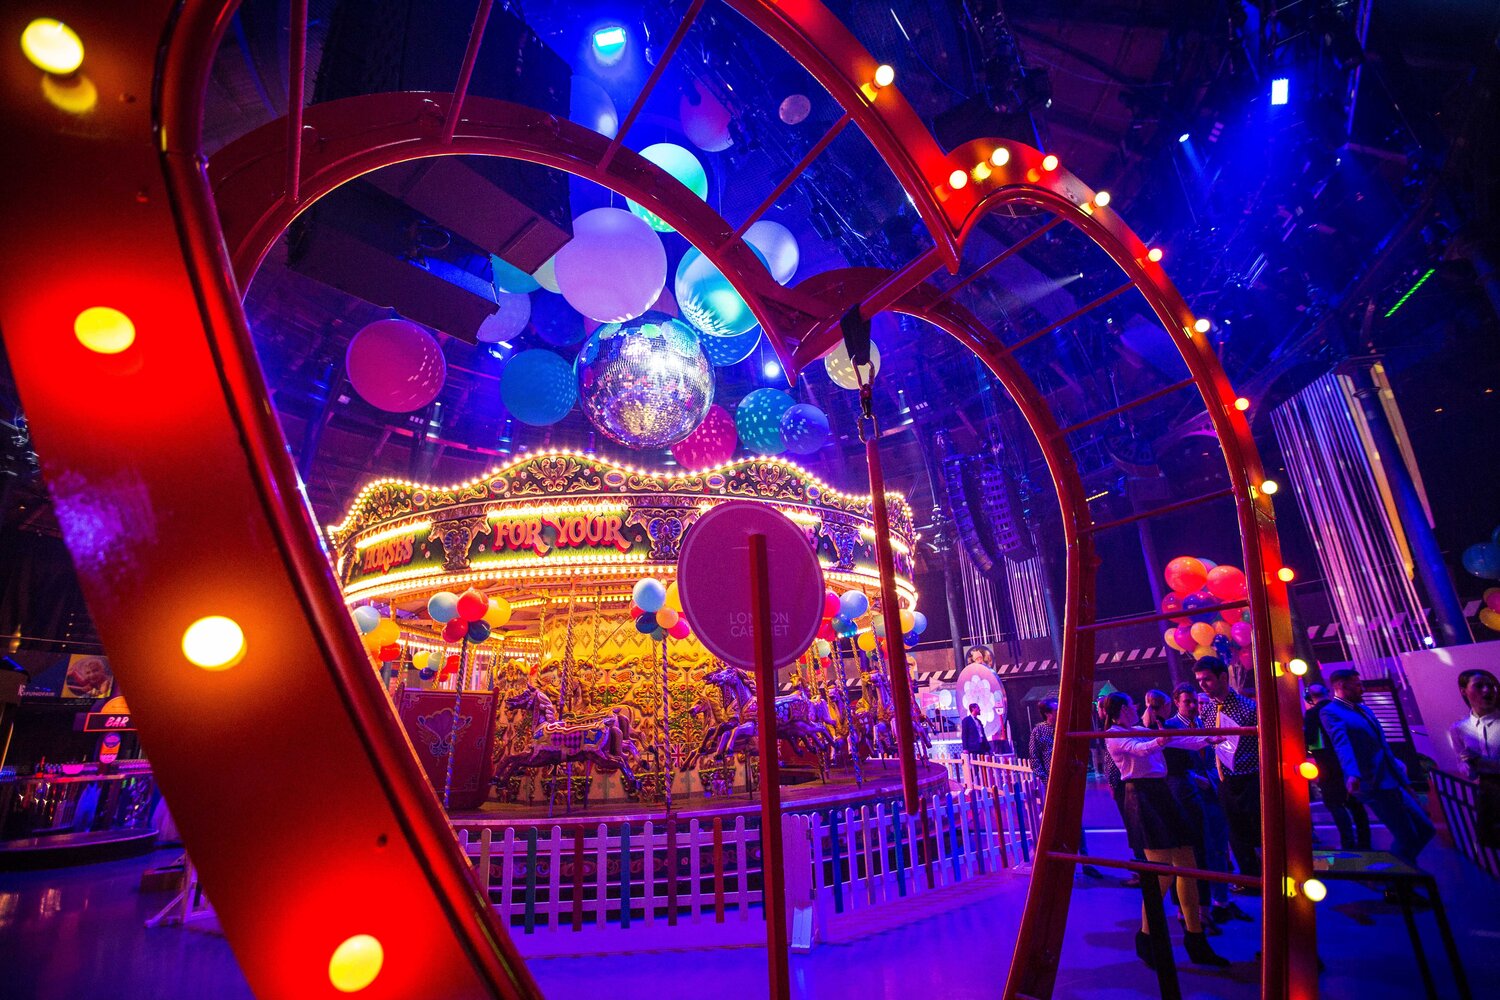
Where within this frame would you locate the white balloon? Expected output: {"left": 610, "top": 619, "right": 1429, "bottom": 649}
{"left": 553, "top": 208, "right": 667, "bottom": 324}
{"left": 476, "top": 291, "right": 531, "bottom": 343}
{"left": 570, "top": 75, "right": 618, "bottom": 138}
{"left": 744, "top": 220, "right": 800, "bottom": 285}
{"left": 823, "top": 340, "right": 881, "bottom": 391}
{"left": 532, "top": 254, "right": 561, "bottom": 293}
{"left": 680, "top": 79, "right": 733, "bottom": 152}
{"left": 779, "top": 94, "right": 811, "bottom": 125}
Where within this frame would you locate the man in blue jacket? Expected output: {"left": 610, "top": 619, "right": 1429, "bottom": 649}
{"left": 961, "top": 702, "right": 991, "bottom": 756}
{"left": 1319, "top": 669, "right": 1434, "bottom": 865}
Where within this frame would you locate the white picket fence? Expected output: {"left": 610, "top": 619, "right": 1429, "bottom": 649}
{"left": 454, "top": 763, "right": 1042, "bottom": 954}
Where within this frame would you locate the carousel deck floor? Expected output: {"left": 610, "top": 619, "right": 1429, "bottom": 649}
{"left": 449, "top": 760, "right": 951, "bottom": 826}
{"left": 1, "top": 782, "right": 1493, "bottom": 999}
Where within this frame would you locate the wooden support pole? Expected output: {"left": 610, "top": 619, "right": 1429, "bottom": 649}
{"left": 749, "top": 533, "right": 791, "bottom": 1000}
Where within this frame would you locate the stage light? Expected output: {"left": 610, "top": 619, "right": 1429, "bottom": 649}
{"left": 971, "top": 161, "right": 992, "bottom": 182}
{"left": 1278, "top": 567, "right": 1295, "bottom": 582}
{"left": 1193, "top": 318, "right": 1212, "bottom": 334}
{"left": 873, "top": 64, "right": 895, "bottom": 88}
{"left": 763, "top": 359, "right": 781, "bottom": 379}
{"left": 1261, "top": 479, "right": 1279, "bottom": 495}
{"left": 182, "top": 616, "right": 246, "bottom": 671}
{"left": 1288, "top": 658, "right": 1308, "bottom": 676}
{"left": 74, "top": 306, "right": 135, "bottom": 354}
{"left": 592, "top": 25, "right": 628, "bottom": 64}
{"left": 1178, "top": 132, "right": 1190, "bottom": 144}
{"left": 1271, "top": 77, "right": 1289, "bottom": 106}
{"left": 1234, "top": 396, "right": 1250, "bottom": 411}
{"left": 990, "top": 147, "right": 1010, "bottom": 167}
{"left": 21, "top": 18, "right": 83, "bottom": 75}
{"left": 1041, "top": 154, "right": 1059, "bottom": 171}
{"left": 329, "top": 934, "right": 384, "bottom": 993}
{"left": 1147, "top": 247, "right": 1164, "bottom": 263}
{"left": 1302, "top": 878, "right": 1327, "bottom": 903}
{"left": 1299, "top": 761, "right": 1319, "bottom": 780}
{"left": 1093, "top": 190, "right": 1111, "bottom": 208}
{"left": 948, "top": 169, "right": 968, "bottom": 190}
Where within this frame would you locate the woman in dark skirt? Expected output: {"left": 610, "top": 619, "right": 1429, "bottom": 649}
{"left": 1103, "top": 692, "right": 1229, "bottom": 968}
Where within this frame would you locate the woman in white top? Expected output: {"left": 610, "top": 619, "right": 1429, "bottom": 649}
{"left": 1449, "top": 668, "right": 1500, "bottom": 779}
{"left": 1103, "top": 692, "right": 1228, "bottom": 968}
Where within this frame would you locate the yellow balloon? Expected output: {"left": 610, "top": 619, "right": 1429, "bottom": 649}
{"left": 856, "top": 631, "right": 877, "bottom": 652}
{"left": 412, "top": 651, "right": 430, "bottom": 670}
{"left": 1189, "top": 622, "right": 1215, "bottom": 647}
{"left": 370, "top": 619, "right": 400, "bottom": 648}
{"left": 1192, "top": 645, "right": 1215, "bottom": 659}
{"left": 483, "top": 598, "right": 512, "bottom": 628}
{"left": 664, "top": 581, "right": 682, "bottom": 612}
{"left": 1480, "top": 608, "right": 1500, "bottom": 632}
{"left": 656, "top": 607, "right": 681, "bottom": 629}
{"left": 1163, "top": 628, "right": 1182, "bottom": 652}
{"left": 898, "top": 609, "right": 916, "bottom": 634}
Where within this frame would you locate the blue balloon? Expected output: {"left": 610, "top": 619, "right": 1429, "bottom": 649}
{"left": 903, "top": 631, "right": 919, "bottom": 649}
{"left": 831, "top": 615, "right": 858, "bottom": 638}
{"left": 418, "top": 667, "right": 437, "bottom": 681}
{"left": 1462, "top": 542, "right": 1500, "bottom": 580}
{"left": 1212, "top": 634, "right": 1232, "bottom": 656}
{"left": 736, "top": 388, "right": 795, "bottom": 454}
{"left": 912, "top": 611, "right": 929, "bottom": 635}
{"left": 1181, "top": 590, "right": 1218, "bottom": 623}
{"left": 530, "top": 290, "right": 586, "bottom": 347}
{"left": 501, "top": 349, "right": 577, "bottom": 425}
{"left": 701, "top": 326, "right": 761, "bottom": 367}
{"left": 1491, "top": 525, "right": 1500, "bottom": 547}
{"left": 352, "top": 606, "right": 381, "bottom": 635}
{"left": 633, "top": 578, "right": 667, "bottom": 612}
{"left": 676, "top": 245, "right": 767, "bottom": 339}
{"left": 467, "top": 620, "right": 492, "bottom": 643}
{"left": 839, "top": 590, "right": 869, "bottom": 620}
{"left": 780, "top": 403, "right": 830, "bottom": 455}
{"left": 427, "top": 591, "right": 460, "bottom": 623}
{"left": 491, "top": 254, "right": 540, "bottom": 294}
{"left": 635, "top": 612, "right": 659, "bottom": 634}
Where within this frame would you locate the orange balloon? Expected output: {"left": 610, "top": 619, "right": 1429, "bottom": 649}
{"left": 1189, "top": 622, "right": 1216, "bottom": 647}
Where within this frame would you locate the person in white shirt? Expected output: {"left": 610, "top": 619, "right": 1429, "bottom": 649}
{"left": 1449, "top": 668, "right": 1500, "bottom": 779}
{"left": 1102, "top": 692, "right": 1229, "bottom": 968}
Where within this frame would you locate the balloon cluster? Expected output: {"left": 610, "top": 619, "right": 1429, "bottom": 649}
{"left": 810, "top": 589, "right": 928, "bottom": 657}
{"left": 427, "top": 589, "right": 512, "bottom": 646}
{"left": 1159, "top": 556, "right": 1252, "bottom": 668}
{"left": 630, "top": 578, "right": 693, "bottom": 642}
{"left": 353, "top": 605, "right": 402, "bottom": 663}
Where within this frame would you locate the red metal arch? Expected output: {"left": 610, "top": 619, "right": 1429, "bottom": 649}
{"left": 0, "top": 1, "right": 1316, "bottom": 998}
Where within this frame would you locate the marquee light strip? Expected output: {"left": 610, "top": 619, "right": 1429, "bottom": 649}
{"left": 353, "top": 520, "right": 433, "bottom": 550}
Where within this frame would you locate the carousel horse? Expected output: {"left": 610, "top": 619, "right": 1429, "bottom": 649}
{"left": 495, "top": 685, "right": 640, "bottom": 787}
{"left": 682, "top": 689, "right": 737, "bottom": 771}
{"left": 821, "top": 680, "right": 874, "bottom": 764}
{"left": 701, "top": 665, "right": 833, "bottom": 761}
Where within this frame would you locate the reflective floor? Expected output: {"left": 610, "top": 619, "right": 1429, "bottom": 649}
{"left": 1, "top": 785, "right": 1494, "bottom": 998}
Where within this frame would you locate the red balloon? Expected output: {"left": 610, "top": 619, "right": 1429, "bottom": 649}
{"left": 817, "top": 620, "right": 835, "bottom": 642}
{"left": 1164, "top": 556, "right": 1208, "bottom": 595}
{"left": 1205, "top": 565, "right": 1247, "bottom": 602}
{"left": 671, "top": 404, "right": 738, "bottom": 470}
{"left": 441, "top": 654, "right": 461, "bottom": 674}
{"left": 442, "top": 618, "right": 467, "bottom": 643}
{"left": 823, "top": 591, "right": 841, "bottom": 619}
{"left": 377, "top": 643, "right": 400, "bottom": 662}
{"left": 629, "top": 604, "right": 645, "bottom": 619}
{"left": 456, "top": 588, "right": 488, "bottom": 622}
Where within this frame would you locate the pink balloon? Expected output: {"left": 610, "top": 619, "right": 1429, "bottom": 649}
{"left": 1205, "top": 565, "right": 1248, "bottom": 602}
{"left": 680, "top": 80, "right": 733, "bottom": 152}
{"left": 553, "top": 208, "right": 666, "bottom": 324}
{"left": 1230, "top": 622, "right": 1253, "bottom": 646}
{"left": 345, "top": 318, "right": 446, "bottom": 412}
{"left": 823, "top": 591, "right": 841, "bottom": 619}
{"left": 669, "top": 619, "right": 691, "bottom": 640}
{"left": 1172, "top": 625, "right": 1196, "bottom": 651}
{"left": 671, "top": 404, "right": 738, "bottom": 469}
{"left": 1484, "top": 588, "right": 1500, "bottom": 613}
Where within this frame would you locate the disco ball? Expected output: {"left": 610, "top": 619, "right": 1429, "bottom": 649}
{"left": 575, "top": 312, "right": 715, "bottom": 449}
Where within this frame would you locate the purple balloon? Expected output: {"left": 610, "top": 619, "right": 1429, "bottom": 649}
{"left": 346, "top": 318, "right": 446, "bottom": 412}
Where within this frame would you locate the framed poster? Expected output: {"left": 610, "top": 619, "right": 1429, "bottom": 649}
{"left": 62, "top": 655, "right": 114, "bottom": 699}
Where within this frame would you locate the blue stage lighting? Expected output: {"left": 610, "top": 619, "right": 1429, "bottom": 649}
{"left": 763, "top": 359, "right": 782, "bottom": 379}
{"left": 1270, "top": 77, "right": 1289, "bottom": 106}
{"left": 592, "top": 25, "right": 627, "bottom": 64}
{"left": 1178, "top": 132, "right": 1190, "bottom": 143}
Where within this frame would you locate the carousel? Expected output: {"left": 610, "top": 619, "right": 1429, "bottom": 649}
{"left": 327, "top": 451, "right": 947, "bottom": 822}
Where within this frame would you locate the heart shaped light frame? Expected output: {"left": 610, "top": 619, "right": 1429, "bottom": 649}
{"left": 0, "top": 1, "right": 1315, "bottom": 997}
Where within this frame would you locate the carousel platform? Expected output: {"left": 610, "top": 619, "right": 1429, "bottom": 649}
{"left": 448, "top": 759, "right": 949, "bottom": 829}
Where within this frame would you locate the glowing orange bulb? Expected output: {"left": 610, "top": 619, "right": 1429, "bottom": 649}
{"left": 1299, "top": 761, "right": 1320, "bottom": 780}
{"left": 948, "top": 169, "right": 968, "bottom": 190}
{"left": 873, "top": 64, "right": 895, "bottom": 88}
{"left": 1234, "top": 397, "right": 1251, "bottom": 411}
{"left": 1303, "top": 878, "right": 1328, "bottom": 902}
{"left": 1147, "top": 247, "right": 1164, "bottom": 262}
{"left": 1094, "top": 190, "right": 1111, "bottom": 207}
{"left": 74, "top": 307, "right": 135, "bottom": 354}
{"left": 1194, "top": 318, "right": 1212, "bottom": 334}
{"left": 971, "top": 161, "right": 992, "bottom": 182}
{"left": 990, "top": 147, "right": 1010, "bottom": 167}
{"left": 329, "top": 934, "right": 384, "bottom": 992}
{"left": 1288, "top": 658, "right": 1308, "bottom": 676}
{"left": 1277, "top": 567, "right": 1296, "bottom": 583}
{"left": 1041, "top": 154, "right": 1059, "bottom": 171}
{"left": 21, "top": 18, "right": 83, "bottom": 75}
{"left": 1261, "top": 480, "right": 1279, "bottom": 495}
{"left": 181, "top": 616, "right": 246, "bottom": 670}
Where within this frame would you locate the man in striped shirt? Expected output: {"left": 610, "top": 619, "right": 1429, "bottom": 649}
{"left": 1195, "top": 657, "right": 1262, "bottom": 882}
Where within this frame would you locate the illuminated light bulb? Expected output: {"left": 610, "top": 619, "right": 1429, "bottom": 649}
{"left": 1288, "top": 658, "right": 1308, "bottom": 676}
{"left": 42, "top": 72, "right": 96, "bottom": 113}
{"left": 990, "top": 147, "right": 1010, "bottom": 167}
{"left": 948, "top": 169, "right": 968, "bottom": 190}
{"left": 181, "top": 616, "right": 246, "bottom": 671}
{"left": 1277, "top": 567, "right": 1296, "bottom": 583}
{"left": 74, "top": 307, "right": 136, "bottom": 354}
{"left": 1234, "top": 397, "right": 1251, "bottom": 411}
{"left": 1261, "top": 479, "right": 1279, "bottom": 495}
{"left": 1093, "top": 190, "right": 1111, "bottom": 207}
{"left": 329, "top": 934, "right": 384, "bottom": 992}
{"left": 21, "top": 18, "right": 83, "bottom": 75}
{"left": 1193, "top": 317, "right": 1212, "bottom": 334}
{"left": 1147, "top": 247, "right": 1164, "bottom": 262}
{"left": 1302, "top": 879, "right": 1327, "bottom": 903}
{"left": 1299, "top": 761, "right": 1320, "bottom": 781}
{"left": 873, "top": 63, "right": 895, "bottom": 88}
{"left": 1041, "top": 154, "right": 1059, "bottom": 171}
{"left": 971, "top": 161, "right": 992, "bottom": 182}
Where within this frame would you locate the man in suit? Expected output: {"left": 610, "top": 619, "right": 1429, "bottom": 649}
{"left": 1304, "top": 683, "right": 1371, "bottom": 850}
{"left": 961, "top": 702, "right": 991, "bottom": 756}
{"left": 1320, "top": 669, "right": 1434, "bottom": 865}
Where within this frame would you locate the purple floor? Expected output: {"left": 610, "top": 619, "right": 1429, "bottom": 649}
{"left": 1, "top": 784, "right": 1494, "bottom": 998}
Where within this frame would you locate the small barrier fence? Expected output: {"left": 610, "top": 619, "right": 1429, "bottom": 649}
{"left": 1430, "top": 767, "right": 1500, "bottom": 879}
{"left": 453, "top": 759, "right": 1042, "bottom": 950}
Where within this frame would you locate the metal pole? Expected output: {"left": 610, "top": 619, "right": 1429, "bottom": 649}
{"left": 749, "top": 533, "right": 791, "bottom": 1000}
{"left": 442, "top": 635, "right": 469, "bottom": 811}
{"left": 661, "top": 638, "right": 672, "bottom": 814}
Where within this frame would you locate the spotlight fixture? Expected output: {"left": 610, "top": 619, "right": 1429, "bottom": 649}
{"left": 1270, "top": 77, "right": 1290, "bottom": 106}
{"left": 762, "top": 359, "right": 782, "bottom": 379}
{"left": 1178, "top": 132, "right": 1190, "bottom": 144}
{"left": 591, "top": 25, "right": 628, "bottom": 65}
